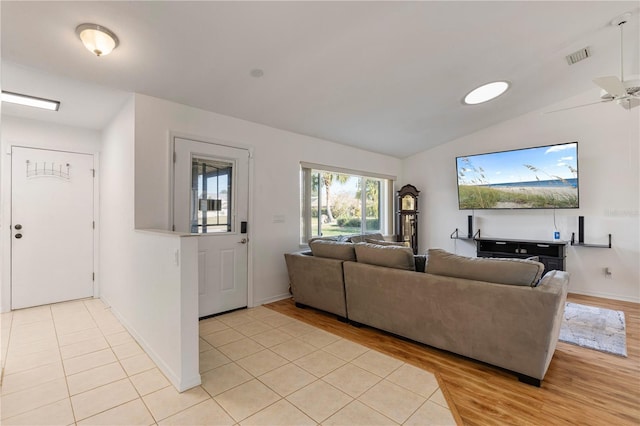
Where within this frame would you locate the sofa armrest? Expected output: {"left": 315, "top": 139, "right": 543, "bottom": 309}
{"left": 284, "top": 252, "right": 348, "bottom": 317}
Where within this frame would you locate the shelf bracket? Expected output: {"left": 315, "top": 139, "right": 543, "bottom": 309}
{"left": 570, "top": 232, "right": 612, "bottom": 248}
{"left": 450, "top": 228, "right": 481, "bottom": 240}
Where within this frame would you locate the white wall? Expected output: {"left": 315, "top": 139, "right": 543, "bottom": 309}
{"left": 99, "top": 97, "right": 135, "bottom": 310}
{"left": 99, "top": 97, "right": 199, "bottom": 390}
{"left": 0, "top": 116, "right": 101, "bottom": 312}
{"left": 133, "top": 94, "right": 403, "bottom": 305}
{"left": 403, "top": 88, "right": 640, "bottom": 302}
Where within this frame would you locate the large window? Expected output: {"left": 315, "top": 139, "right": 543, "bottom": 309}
{"left": 300, "top": 163, "right": 395, "bottom": 243}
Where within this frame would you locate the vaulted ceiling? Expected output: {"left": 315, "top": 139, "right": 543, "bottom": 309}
{"left": 1, "top": 1, "right": 638, "bottom": 158}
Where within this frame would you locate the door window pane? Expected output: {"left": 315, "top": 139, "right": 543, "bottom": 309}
{"left": 191, "top": 157, "right": 233, "bottom": 233}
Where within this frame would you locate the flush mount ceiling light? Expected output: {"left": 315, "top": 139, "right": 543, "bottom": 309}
{"left": 75, "top": 23, "right": 119, "bottom": 57}
{"left": 1, "top": 91, "right": 60, "bottom": 111}
{"left": 463, "top": 81, "right": 510, "bottom": 105}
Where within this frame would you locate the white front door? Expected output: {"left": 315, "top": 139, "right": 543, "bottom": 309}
{"left": 11, "top": 147, "right": 94, "bottom": 309}
{"left": 173, "top": 138, "right": 249, "bottom": 317}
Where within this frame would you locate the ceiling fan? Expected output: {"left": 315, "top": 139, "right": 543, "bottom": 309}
{"left": 548, "top": 12, "right": 640, "bottom": 113}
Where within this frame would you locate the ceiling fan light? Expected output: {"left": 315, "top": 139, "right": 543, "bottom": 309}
{"left": 76, "top": 23, "right": 119, "bottom": 57}
{"left": 463, "top": 81, "right": 510, "bottom": 105}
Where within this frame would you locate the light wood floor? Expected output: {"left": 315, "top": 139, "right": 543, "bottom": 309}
{"left": 266, "top": 293, "right": 640, "bottom": 425}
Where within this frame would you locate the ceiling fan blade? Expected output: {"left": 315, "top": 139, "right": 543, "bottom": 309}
{"left": 544, "top": 99, "right": 612, "bottom": 114}
{"left": 593, "top": 76, "right": 627, "bottom": 97}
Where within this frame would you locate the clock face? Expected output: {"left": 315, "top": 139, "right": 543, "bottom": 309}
{"left": 402, "top": 195, "right": 415, "bottom": 211}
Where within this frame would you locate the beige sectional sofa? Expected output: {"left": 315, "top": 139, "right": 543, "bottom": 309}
{"left": 284, "top": 239, "right": 569, "bottom": 386}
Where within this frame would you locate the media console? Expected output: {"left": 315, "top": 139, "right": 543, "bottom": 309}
{"left": 476, "top": 237, "right": 567, "bottom": 272}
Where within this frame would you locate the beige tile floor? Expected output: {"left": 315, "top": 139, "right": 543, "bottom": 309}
{"left": 0, "top": 298, "right": 455, "bottom": 425}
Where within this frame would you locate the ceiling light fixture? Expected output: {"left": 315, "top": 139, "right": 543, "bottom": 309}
{"left": 463, "top": 81, "right": 510, "bottom": 105}
{"left": 76, "top": 23, "right": 119, "bottom": 57}
{"left": 1, "top": 91, "right": 60, "bottom": 111}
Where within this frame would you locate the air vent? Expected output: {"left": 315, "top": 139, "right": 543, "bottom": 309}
{"left": 566, "top": 47, "right": 591, "bottom": 65}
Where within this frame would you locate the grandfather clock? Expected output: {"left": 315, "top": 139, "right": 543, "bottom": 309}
{"left": 396, "top": 184, "right": 420, "bottom": 254}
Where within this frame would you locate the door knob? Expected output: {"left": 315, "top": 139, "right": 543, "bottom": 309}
{"left": 238, "top": 238, "right": 248, "bottom": 244}
{"left": 14, "top": 224, "right": 22, "bottom": 230}
{"left": 15, "top": 233, "right": 22, "bottom": 239}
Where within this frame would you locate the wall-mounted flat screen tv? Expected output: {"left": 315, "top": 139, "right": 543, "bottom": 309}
{"left": 456, "top": 142, "right": 579, "bottom": 209}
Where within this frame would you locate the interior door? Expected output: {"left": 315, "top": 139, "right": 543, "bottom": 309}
{"left": 11, "top": 147, "right": 94, "bottom": 309}
{"left": 173, "top": 138, "right": 249, "bottom": 317}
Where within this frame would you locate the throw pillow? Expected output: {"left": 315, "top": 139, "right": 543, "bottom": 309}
{"left": 308, "top": 236, "right": 341, "bottom": 244}
{"left": 364, "top": 238, "right": 408, "bottom": 247}
{"left": 414, "top": 255, "right": 427, "bottom": 273}
{"left": 309, "top": 240, "right": 356, "bottom": 261}
{"left": 354, "top": 242, "right": 415, "bottom": 271}
{"left": 349, "top": 233, "right": 384, "bottom": 243}
{"left": 534, "top": 270, "right": 556, "bottom": 288}
{"left": 425, "top": 249, "right": 544, "bottom": 287}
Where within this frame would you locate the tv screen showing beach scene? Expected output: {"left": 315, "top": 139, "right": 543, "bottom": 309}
{"left": 456, "top": 142, "right": 579, "bottom": 209}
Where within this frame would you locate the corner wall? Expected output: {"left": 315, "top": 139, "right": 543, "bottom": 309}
{"left": 403, "top": 88, "right": 640, "bottom": 302}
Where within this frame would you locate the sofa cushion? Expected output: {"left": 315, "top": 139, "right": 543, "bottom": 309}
{"left": 349, "top": 233, "right": 384, "bottom": 243}
{"left": 425, "top": 249, "right": 544, "bottom": 286}
{"left": 354, "top": 242, "right": 416, "bottom": 271}
{"left": 309, "top": 240, "right": 356, "bottom": 261}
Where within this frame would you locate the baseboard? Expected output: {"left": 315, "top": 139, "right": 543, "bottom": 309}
{"left": 569, "top": 290, "right": 639, "bottom": 304}
{"left": 100, "top": 295, "right": 201, "bottom": 392}
{"left": 256, "top": 292, "right": 291, "bottom": 306}
{"left": 178, "top": 374, "right": 203, "bottom": 392}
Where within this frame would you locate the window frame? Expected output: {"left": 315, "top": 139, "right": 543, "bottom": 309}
{"left": 300, "top": 162, "right": 396, "bottom": 244}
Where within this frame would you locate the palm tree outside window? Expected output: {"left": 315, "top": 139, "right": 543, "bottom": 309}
{"left": 300, "top": 164, "right": 395, "bottom": 244}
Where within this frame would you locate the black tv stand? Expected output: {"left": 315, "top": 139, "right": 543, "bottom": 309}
{"left": 476, "top": 237, "right": 567, "bottom": 271}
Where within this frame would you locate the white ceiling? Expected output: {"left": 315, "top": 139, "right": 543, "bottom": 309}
{"left": 1, "top": 1, "right": 639, "bottom": 158}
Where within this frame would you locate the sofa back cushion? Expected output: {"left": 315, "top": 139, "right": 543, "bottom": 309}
{"left": 354, "top": 242, "right": 416, "bottom": 271}
{"left": 425, "top": 249, "right": 544, "bottom": 286}
{"left": 309, "top": 240, "right": 356, "bottom": 261}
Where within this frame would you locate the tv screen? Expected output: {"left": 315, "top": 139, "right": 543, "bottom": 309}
{"left": 456, "top": 142, "right": 579, "bottom": 209}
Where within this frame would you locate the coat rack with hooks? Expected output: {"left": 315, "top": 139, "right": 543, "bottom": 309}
{"left": 26, "top": 160, "right": 70, "bottom": 180}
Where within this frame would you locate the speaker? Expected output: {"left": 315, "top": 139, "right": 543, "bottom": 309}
{"left": 578, "top": 216, "right": 584, "bottom": 244}
{"left": 467, "top": 215, "right": 473, "bottom": 238}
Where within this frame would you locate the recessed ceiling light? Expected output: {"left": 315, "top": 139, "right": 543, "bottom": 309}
{"left": 1, "top": 91, "right": 60, "bottom": 111}
{"left": 76, "top": 23, "right": 119, "bottom": 57}
{"left": 463, "top": 81, "right": 510, "bottom": 105}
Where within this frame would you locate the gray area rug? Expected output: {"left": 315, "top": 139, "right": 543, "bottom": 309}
{"left": 559, "top": 302, "right": 627, "bottom": 357}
